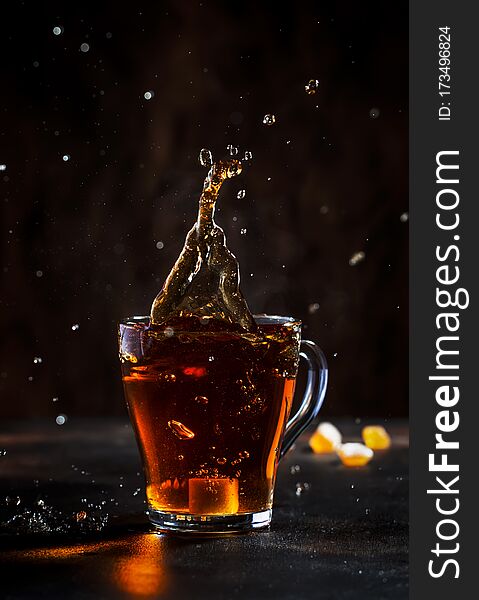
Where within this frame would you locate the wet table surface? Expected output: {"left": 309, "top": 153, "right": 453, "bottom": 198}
{"left": 0, "top": 419, "right": 408, "bottom": 599}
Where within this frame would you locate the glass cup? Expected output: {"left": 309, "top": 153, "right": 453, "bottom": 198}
{"left": 118, "top": 314, "right": 328, "bottom": 533}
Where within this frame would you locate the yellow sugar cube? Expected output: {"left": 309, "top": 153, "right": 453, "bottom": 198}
{"left": 362, "top": 425, "right": 391, "bottom": 450}
{"left": 337, "top": 443, "right": 373, "bottom": 467}
{"left": 309, "top": 422, "right": 342, "bottom": 454}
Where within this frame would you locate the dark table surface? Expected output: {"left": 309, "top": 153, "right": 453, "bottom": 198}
{"left": 0, "top": 419, "right": 408, "bottom": 600}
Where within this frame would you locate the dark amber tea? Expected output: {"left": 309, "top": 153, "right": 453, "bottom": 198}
{"left": 120, "top": 315, "right": 300, "bottom": 518}
{"left": 118, "top": 150, "right": 327, "bottom": 532}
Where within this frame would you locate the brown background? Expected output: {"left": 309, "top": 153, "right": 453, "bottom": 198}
{"left": 0, "top": 1, "right": 408, "bottom": 418}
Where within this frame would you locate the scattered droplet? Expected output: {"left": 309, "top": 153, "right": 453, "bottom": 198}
{"left": 0, "top": 450, "right": 7, "bottom": 456}
{"left": 0, "top": 164, "right": 6, "bottom": 171}
{"left": 244, "top": 151, "right": 253, "bottom": 161}
{"left": 369, "top": 107, "right": 380, "bottom": 119}
{"left": 53, "top": 26, "right": 63, "bottom": 36}
{"left": 237, "top": 189, "right": 246, "bottom": 200}
{"left": 208, "top": 356, "right": 215, "bottom": 362}
{"left": 349, "top": 251, "right": 365, "bottom": 266}
{"left": 238, "top": 450, "right": 250, "bottom": 459}
{"left": 216, "top": 457, "right": 227, "bottom": 465}
{"left": 144, "top": 91, "right": 154, "bottom": 100}
{"left": 33, "top": 357, "right": 42, "bottom": 365}
{"left": 62, "top": 154, "right": 70, "bottom": 162}
{"left": 199, "top": 148, "right": 213, "bottom": 168}
{"left": 195, "top": 395, "right": 209, "bottom": 405}
{"left": 240, "top": 228, "right": 247, "bottom": 235}
{"left": 262, "top": 114, "right": 276, "bottom": 126}
{"left": 71, "top": 324, "right": 79, "bottom": 331}
{"left": 305, "top": 79, "right": 319, "bottom": 95}
{"left": 76, "top": 510, "right": 87, "bottom": 522}
{"left": 80, "top": 43, "right": 90, "bottom": 53}
{"left": 52, "top": 397, "right": 59, "bottom": 402}
{"left": 400, "top": 212, "right": 409, "bottom": 223}
{"left": 156, "top": 241, "right": 165, "bottom": 250}
{"left": 36, "top": 270, "right": 43, "bottom": 278}
{"left": 178, "top": 454, "right": 184, "bottom": 460}
{"left": 227, "top": 144, "right": 239, "bottom": 156}
{"left": 295, "top": 482, "right": 311, "bottom": 496}
{"left": 290, "top": 464, "right": 301, "bottom": 474}
{"left": 308, "top": 302, "right": 320, "bottom": 314}
{"left": 168, "top": 420, "right": 195, "bottom": 440}
{"left": 164, "top": 327, "right": 174, "bottom": 338}
{"left": 56, "top": 414, "right": 67, "bottom": 426}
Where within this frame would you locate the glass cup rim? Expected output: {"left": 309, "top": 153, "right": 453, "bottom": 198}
{"left": 119, "top": 313, "right": 302, "bottom": 331}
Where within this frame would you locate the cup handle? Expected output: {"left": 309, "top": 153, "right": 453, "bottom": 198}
{"left": 280, "top": 340, "right": 329, "bottom": 458}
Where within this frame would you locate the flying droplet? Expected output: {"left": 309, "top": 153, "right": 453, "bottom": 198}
{"left": 80, "top": 43, "right": 90, "bottom": 53}
{"left": 208, "top": 356, "right": 215, "bottom": 362}
{"left": 227, "top": 144, "right": 239, "bottom": 156}
{"left": 168, "top": 420, "right": 195, "bottom": 440}
{"left": 76, "top": 510, "right": 87, "bottom": 522}
{"left": 53, "top": 26, "right": 63, "bottom": 36}
{"left": 33, "top": 357, "right": 43, "bottom": 364}
{"left": 56, "top": 414, "right": 67, "bottom": 425}
{"left": 226, "top": 161, "right": 242, "bottom": 178}
{"left": 400, "top": 212, "right": 409, "bottom": 223}
{"left": 195, "top": 395, "right": 209, "bottom": 405}
{"left": 156, "top": 241, "right": 164, "bottom": 250}
{"left": 0, "top": 164, "right": 6, "bottom": 171}
{"left": 308, "top": 302, "right": 320, "bottom": 314}
{"left": 369, "top": 107, "right": 380, "bottom": 119}
{"left": 62, "top": 154, "right": 70, "bottom": 162}
{"left": 240, "top": 228, "right": 247, "bottom": 235}
{"left": 349, "top": 251, "right": 365, "bottom": 266}
{"left": 144, "top": 91, "right": 154, "bottom": 100}
{"left": 305, "top": 79, "right": 319, "bottom": 95}
{"left": 263, "top": 114, "right": 276, "bottom": 126}
{"left": 237, "top": 189, "right": 246, "bottom": 200}
{"left": 199, "top": 148, "right": 213, "bottom": 168}
{"left": 216, "top": 457, "right": 227, "bottom": 465}
{"left": 244, "top": 151, "right": 253, "bottom": 161}
{"left": 71, "top": 324, "right": 80, "bottom": 331}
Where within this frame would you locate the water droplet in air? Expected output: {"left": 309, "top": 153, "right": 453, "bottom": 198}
{"left": 156, "top": 241, "right": 164, "bottom": 250}
{"left": 369, "top": 107, "right": 380, "bottom": 119}
{"left": 216, "top": 457, "right": 227, "bottom": 465}
{"left": 0, "top": 449, "right": 6, "bottom": 456}
{"left": 290, "top": 464, "right": 301, "bottom": 474}
{"left": 199, "top": 148, "right": 213, "bottom": 168}
{"left": 62, "top": 154, "right": 70, "bottom": 162}
{"left": 238, "top": 450, "right": 250, "bottom": 459}
{"left": 56, "top": 414, "right": 67, "bottom": 425}
{"left": 76, "top": 510, "right": 87, "bottom": 522}
{"left": 400, "top": 212, "right": 409, "bottom": 223}
{"left": 80, "top": 43, "right": 90, "bottom": 53}
{"left": 244, "top": 151, "right": 253, "bottom": 161}
{"left": 227, "top": 144, "right": 239, "bottom": 156}
{"left": 208, "top": 356, "right": 215, "bottom": 362}
{"left": 195, "top": 395, "right": 209, "bottom": 405}
{"left": 168, "top": 420, "right": 195, "bottom": 440}
{"left": 240, "top": 228, "right": 247, "bottom": 235}
{"left": 144, "top": 91, "right": 154, "bottom": 100}
{"left": 349, "top": 251, "right": 365, "bottom": 266}
{"left": 237, "top": 189, "right": 246, "bottom": 200}
{"left": 52, "top": 397, "right": 59, "bottom": 403}
{"left": 0, "top": 164, "right": 6, "bottom": 171}
{"left": 71, "top": 324, "right": 79, "bottom": 331}
{"left": 33, "top": 357, "right": 42, "bottom": 364}
{"left": 263, "top": 114, "right": 276, "bottom": 126}
{"left": 53, "top": 26, "right": 63, "bottom": 36}
{"left": 36, "top": 270, "right": 43, "bottom": 277}
{"left": 164, "top": 327, "right": 174, "bottom": 338}
{"left": 305, "top": 79, "right": 319, "bottom": 95}
{"left": 308, "top": 302, "right": 320, "bottom": 314}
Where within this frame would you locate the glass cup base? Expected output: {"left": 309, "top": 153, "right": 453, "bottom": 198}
{"left": 148, "top": 508, "right": 272, "bottom": 534}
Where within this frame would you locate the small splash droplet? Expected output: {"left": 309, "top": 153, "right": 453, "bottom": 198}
{"left": 244, "top": 151, "right": 253, "bottom": 161}
{"left": 400, "top": 212, "right": 409, "bottom": 223}
{"left": 56, "top": 414, "right": 67, "bottom": 425}
{"left": 195, "top": 395, "right": 209, "bottom": 405}
{"left": 199, "top": 148, "right": 213, "bottom": 168}
{"left": 33, "top": 357, "right": 42, "bottom": 364}
{"left": 76, "top": 510, "right": 87, "bottom": 522}
{"left": 369, "top": 107, "right": 380, "bottom": 119}
{"left": 263, "top": 114, "right": 276, "bottom": 126}
{"left": 36, "top": 270, "right": 43, "bottom": 278}
{"left": 349, "top": 251, "right": 365, "bottom": 266}
{"left": 237, "top": 189, "right": 246, "bottom": 200}
{"left": 238, "top": 450, "right": 250, "bottom": 459}
{"left": 0, "top": 164, "right": 6, "bottom": 171}
{"left": 156, "top": 241, "right": 164, "bottom": 250}
{"left": 144, "top": 91, "right": 154, "bottom": 100}
{"left": 52, "top": 397, "right": 59, "bottom": 402}
{"left": 217, "top": 457, "right": 227, "bottom": 465}
{"left": 305, "top": 79, "right": 319, "bottom": 95}
{"left": 168, "top": 420, "right": 195, "bottom": 440}
{"left": 227, "top": 144, "right": 239, "bottom": 156}
{"left": 290, "top": 464, "right": 301, "bottom": 474}
{"left": 208, "top": 356, "right": 215, "bottom": 362}
{"left": 80, "top": 42, "right": 90, "bottom": 53}
{"left": 53, "top": 26, "right": 63, "bottom": 36}
{"left": 240, "top": 228, "right": 247, "bottom": 235}
{"left": 62, "top": 154, "right": 70, "bottom": 162}
{"left": 308, "top": 302, "right": 320, "bottom": 314}
{"left": 178, "top": 454, "right": 184, "bottom": 460}
{"left": 71, "top": 324, "right": 79, "bottom": 331}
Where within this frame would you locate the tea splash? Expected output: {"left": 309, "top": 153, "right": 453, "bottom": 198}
{"left": 150, "top": 154, "right": 255, "bottom": 331}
